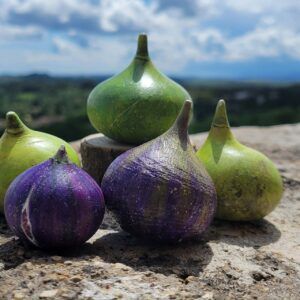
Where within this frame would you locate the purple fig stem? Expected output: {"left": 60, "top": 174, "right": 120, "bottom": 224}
{"left": 53, "top": 145, "right": 70, "bottom": 164}
{"left": 171, "top": 99, "right": 192, "bottom": 144}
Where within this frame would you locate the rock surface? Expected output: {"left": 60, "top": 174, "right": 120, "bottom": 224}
{"left": 0, "top": 124, "right": 299, "bottom": 299}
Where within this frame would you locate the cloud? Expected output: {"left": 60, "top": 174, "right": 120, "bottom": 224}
{"left": 2, "top": 0, "right": 158, "bottom": 33}
{"left": 0, "top": 24, "right": 43, "bottom": 40}
{"left": 0, "top": 0, "right": 300, "bottom": 75}
{"left": 157, "top": 0, "right": 219, "bottom": 17}
{"left": 2, "top": 0, "right": 103, "bottom": 33}
{"left": 23, "top": 36, "right": 132, "bottom": 74}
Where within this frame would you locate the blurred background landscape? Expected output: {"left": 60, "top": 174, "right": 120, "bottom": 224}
{"left": 0, "top": 1, "right": 299, "bottom": 141}
{"left": 1, "top": 75, "right": 299, "bottom": 141}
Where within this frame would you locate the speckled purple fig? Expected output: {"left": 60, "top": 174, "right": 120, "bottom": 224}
{"left": 102, "top": 100, "right": 217, "bottom": 243}
{"left": 4, "top": 146, "right": 105, "bottom": 249}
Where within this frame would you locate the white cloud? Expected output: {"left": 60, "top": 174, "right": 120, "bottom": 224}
{"left": 225, "top": 0, "right": 300, "bottom": 15}
{"left": 23, "top": 36, "right": 131, "bottom": 74}
{"left": 0, "top": 24, "right": 42, "bottom": 40}
{"left": 0, "top": 0, "right": 300, "bottom": 74}
{"left": 98, "top": 0, "right": 158, "bottom": 32}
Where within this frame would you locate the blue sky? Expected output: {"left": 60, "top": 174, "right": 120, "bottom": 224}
{"left": 1, "top": 0, "right": 300, "bottom": 80}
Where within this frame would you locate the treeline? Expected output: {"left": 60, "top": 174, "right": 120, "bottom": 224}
{"left": 0, "top": 74, "right": 299, "bottom": 141}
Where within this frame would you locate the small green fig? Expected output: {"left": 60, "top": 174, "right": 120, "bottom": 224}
{"left": 196, "top": 100, "right": 283, "bottom": 221}
{"left": 87, "top": 33, "right": 192, "bottom": 145}
{"left": 0, "top": 112, "right": 80, "bottom": 213}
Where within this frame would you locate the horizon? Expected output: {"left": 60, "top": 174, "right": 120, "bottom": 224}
{"left": 1, "top": 72, "right": 300, "bottom": 84}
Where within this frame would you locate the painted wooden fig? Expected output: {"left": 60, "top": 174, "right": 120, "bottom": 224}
{"left": 87, "top": 33, "right": 192, "bottom": 145}
{"left": 196, "top": 100, "right": 283, "bottom": 221}
{"left": 4, "top": 146, "right": 105, "bottom": 249}
{"left": 102, "top": 100, "right": 216, "bottom": 243}
{"left": 0, "top": 112, "right": 80, "bottom": 214}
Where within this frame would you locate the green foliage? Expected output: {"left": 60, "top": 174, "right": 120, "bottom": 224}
{"left": 0, "top": 75, "right": 299, "bottom": 141}
{"left": 0, "top": 75, "right": 97, "bottom": 141}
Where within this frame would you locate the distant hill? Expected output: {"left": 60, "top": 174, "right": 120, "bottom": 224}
{"left": 0, "top": 74, "right": 299, "bottom": 141}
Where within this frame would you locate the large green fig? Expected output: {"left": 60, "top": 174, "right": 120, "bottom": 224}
{"left": 87, "top": 33, "right": 192, "bottom": 145}
{"left": 0, "top": 112, "right": 80, "bottom": 213}
{"left": 196, "top": 100, "right": 283, "bottom": 221}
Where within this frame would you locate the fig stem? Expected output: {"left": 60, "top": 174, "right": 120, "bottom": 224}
{"left": 172, "top": 100, "right": 192, "bottom": 140}
{"left": 53, "top": 145, "right": 70, "bottom": 164}
{"left": 135, "top": 33, "right": 149, "bottom": 59}
{"left": 6, "top": 112, "right": 29, "bottom": 135}
{"left": 212, "top": 99, "right": 230, "bottom": 128}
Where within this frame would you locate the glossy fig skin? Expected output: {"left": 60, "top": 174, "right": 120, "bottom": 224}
{"left": 0, "top": 112, "right": 80, "bottom": 213}
{"left": 102, "top": 101, "right": 216, "bottom": 243}
{"left": 197, "top": 100, "right": 283, "bottom": 221}
{"left": 87, "top": 34, "right": 192, "bottom": 145}
{"left": 4, "top": 147, "right": 105, "bottom": 249}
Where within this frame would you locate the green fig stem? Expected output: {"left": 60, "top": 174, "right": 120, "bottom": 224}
{"left": 208, "top": 99, "right": 235, "bottom": 142}
{"left": 172, "top": 100, "right": 192, "bottom": 143}
{"left": 6, "top": 112, "right": 29, "bottom": 135}
{"left": 212, "top": 99, "right": 230, "bottom": 128}
{"left": 135, "top": 33, "right": 149, "bottom": 60}
{"left": 53, "top": 145, "right": 70, "bottom": 164}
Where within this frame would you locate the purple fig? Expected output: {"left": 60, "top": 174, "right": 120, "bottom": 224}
{"left": 4, "top": 146, "right": 105, "bottom": 249}
{"left": 102, "top": 100, "right": 216, "bottom": 243}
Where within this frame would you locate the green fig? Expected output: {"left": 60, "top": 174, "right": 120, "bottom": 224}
{"left": 87, "top": 33, "right": 192, "bottom": 145}
{"left": 0, "top": 112, "right": 81, "bottom": 213}
{"left": 196, "top": 100, "right": 283, "bottom": 221}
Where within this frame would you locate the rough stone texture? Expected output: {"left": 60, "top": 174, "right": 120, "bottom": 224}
{"left": 0, "top": 124, "right": 299, "bottom": 299}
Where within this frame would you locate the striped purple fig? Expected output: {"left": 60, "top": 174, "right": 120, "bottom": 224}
{"left": 4, "top": 146, "right": 105, "bottom": 249}
{"left": 102, "top": 100, "right": 217, "bottom": 243}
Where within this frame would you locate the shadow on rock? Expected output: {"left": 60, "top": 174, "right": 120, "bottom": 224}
{"left": 206, "top": 218, "right": 281, "bottom": 248}
{"left": 0, "top": 215, "right": 13, "bottom": 237}
{"left": 90, "top": 231, "right": 213, "bottom": 278}
{"left": 0, "top": 239, "right": 36, "bottom": 269}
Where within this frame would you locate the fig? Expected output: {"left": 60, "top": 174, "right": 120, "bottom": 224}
{"left": 102, "top": 100, "right": 216, "bottom": 243}
{"left": 196, "top": 100, "right": 283, "bottom": 221}
{"left": 4, "top": 146, "right": 105, "bottom": 249}
{"left": 87, "top": 33, "right": 192, "bottom": 145}
{"left": 0, "top": 112, "right": 80, "bottom": 213}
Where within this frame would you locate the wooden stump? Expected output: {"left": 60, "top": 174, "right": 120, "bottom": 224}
{"left": 80, "top": 133, "right": 133, "bottom": 184}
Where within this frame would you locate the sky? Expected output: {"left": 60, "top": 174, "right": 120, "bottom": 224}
{"left": 1, "top": 0, "right": 300, "bottom": 80}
